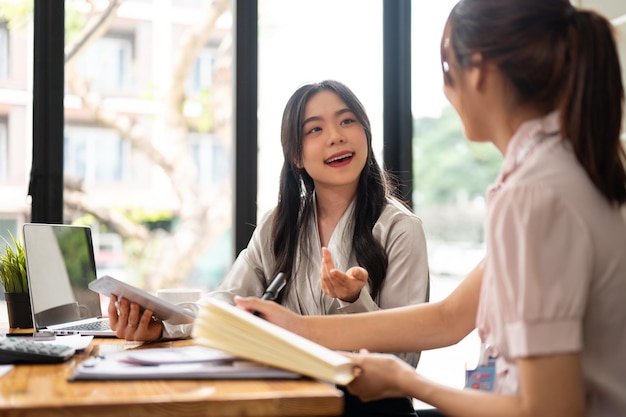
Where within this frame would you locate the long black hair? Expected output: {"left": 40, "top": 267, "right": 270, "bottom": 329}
{"left": 443, "top": 0, "right": 626, "bottom": 205}
{"left": 271, "top": 80, "right": 392, "bottom": 302}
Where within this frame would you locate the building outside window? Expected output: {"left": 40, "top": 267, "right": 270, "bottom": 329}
{"left": 0, "top": 24, "right": 8, "bottom": 80}
{"left": 76, "top": 34, "right": 134, "bottom": 91}
{"left": 188, "top": 132, "right": 229, "bottom": 187}
{"left": 62, "top": 0, "right": 234, "bottom": 292}
{"left": 0, "top": 121, "right": 7, "bottom": 181}
{"left": 64, "top": 125, "right": 131, "bottom": 184}
{"left": 0, "top": 4, "right": 31, "bottom": 253}
{"left": 187, "top": 45, "right": 217, "bottom": 94}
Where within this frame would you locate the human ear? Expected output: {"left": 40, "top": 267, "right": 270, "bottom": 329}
{"left": 467, "top": 53, "right": 486, "bottom": 91}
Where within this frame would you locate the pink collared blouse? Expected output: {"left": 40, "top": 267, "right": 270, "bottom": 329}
{"left": 477, "top": 112, "right": 626, "bottom": 416}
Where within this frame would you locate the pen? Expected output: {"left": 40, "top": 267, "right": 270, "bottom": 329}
{"left": 261, "top": 272, "right": 287, "bottom": 301}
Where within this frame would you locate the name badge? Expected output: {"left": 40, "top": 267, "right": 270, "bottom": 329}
{"left": 465, "top": 356, "right": 496, "bottom": 392}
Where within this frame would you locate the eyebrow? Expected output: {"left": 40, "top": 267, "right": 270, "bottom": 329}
{"left": 302, "top": 108, "right": 353, "bottom": 127}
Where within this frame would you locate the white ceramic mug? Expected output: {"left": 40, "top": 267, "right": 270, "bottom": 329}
{"left": 156, "top": 288, "right": 202, "bottom": 315}
{"left": 156, "top": 288, "right": 202, "bottom": 305}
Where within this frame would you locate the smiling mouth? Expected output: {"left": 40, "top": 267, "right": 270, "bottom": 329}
{"left": 325, "top": 153, "right": 354, "bottom": 165}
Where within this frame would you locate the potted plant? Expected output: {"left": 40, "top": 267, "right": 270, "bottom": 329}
{"left": 0, "top": 232, "right": 33, "bottom": 328}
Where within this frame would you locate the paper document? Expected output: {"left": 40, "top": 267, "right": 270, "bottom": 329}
{"left": 69, "top": 345, "right": 302, "bottom": 381}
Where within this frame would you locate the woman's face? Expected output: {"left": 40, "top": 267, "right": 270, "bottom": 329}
{"left": 298, "top": 90, "right": 368, "bottom": 193}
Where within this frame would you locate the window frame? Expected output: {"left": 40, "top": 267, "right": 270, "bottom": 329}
{"left": 32, "top": 0, "right": 414, "bottom": 258}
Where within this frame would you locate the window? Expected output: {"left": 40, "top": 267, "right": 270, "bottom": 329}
{"left": 0, "top": 2, "right": 32, "bottom": 282}
{"left": 187, "top": 45, "right": 217, "bottom": 94}
{"left": 63, "top": 0, "right": 234, "bottom": 292}
{"left": 188, "top": 132, "right": 229, "bottom": 186}
{"left": 64, "top": 125, "right": 131, "bottom": 184}
{"left": 0, "top": 23, "right": 8, "bottom": 80}
{"left": 76, "top": 34, "right": 134, "bottom": 91}
{"left": 0, "top": 120, "right": 7, "bottom": 181}
{"left": 257, "top": 0, "right": 383, "bottom": 216}
{"left": 411, "top": 1, "right": 485, "bottom": 401}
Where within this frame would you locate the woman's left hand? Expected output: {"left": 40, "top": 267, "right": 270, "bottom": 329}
{"left": 108, "top": 295, "right": 164, "bottom": 341}
{"left": 320, "top": 247, "right": 368, "bottom": 302}
{"left": 345, "top": 349, "right": 415, "bottom": 402}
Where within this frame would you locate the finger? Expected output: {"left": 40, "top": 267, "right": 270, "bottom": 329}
{"left": 146, "top": 313, "right": 164, "bottom": 339}
{"left": 322, "top": 270, "right": 337, "bottom": 297}
{"left": 107, "top": 295, "right": 119, "bottom": 327}
{"left": 350, "top": 267, "right": 369, "bottom": 283}
{"left": 126, "top": 302, "right": 141, "bottom": 329}
{"left": 138, "top": 308, "right": 155, "bottom": 329}
{"left": 328, "top": 268, "right": 352, "bottom": 290}
{"left": 129, "top": 310, "right": 162, "bottom": 341}
{"left": 234, "top": 296, "right": 263, "bottom": 313}
{"left": 117, "top": 297, "right": 130, "bottom": 326}
{"left": 321, "top": 247, "right": 335, "bottom": 272}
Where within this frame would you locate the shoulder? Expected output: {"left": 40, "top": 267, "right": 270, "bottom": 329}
{"left": 379, "top": 197, "right": 423, "bottom": 226}
{"left": 373, "top": 197, "right": 426, "bottom": 242}
{"left": 489, "top": 183, "right": 588, "bottom": 247}
{"left": 249, "top": 207, "right": 278, "bottom": 240}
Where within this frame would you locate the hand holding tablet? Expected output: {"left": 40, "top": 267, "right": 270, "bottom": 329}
{"left": 89, "top": 275, "right": 197, "bottom": 325}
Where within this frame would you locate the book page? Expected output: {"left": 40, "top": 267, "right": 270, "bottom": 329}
{"left": 192, "top": 299, "right": 355, "bottom": 385}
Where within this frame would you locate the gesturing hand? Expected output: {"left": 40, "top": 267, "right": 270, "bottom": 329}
{"left": 320, "top": 247, "right": 368, "bottom": 303}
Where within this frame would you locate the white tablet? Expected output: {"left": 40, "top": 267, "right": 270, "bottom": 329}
{"left": 89, "top": 275, "right": 196, "bottom": 325}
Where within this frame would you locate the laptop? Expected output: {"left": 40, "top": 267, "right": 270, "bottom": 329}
{"left": 22, "top": 223, "right": 116, "bottom": 337}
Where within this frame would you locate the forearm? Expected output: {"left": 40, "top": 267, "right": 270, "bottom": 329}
{"left": 301, "top": 262, "right": 482, "bottom": 353}
{"left": 335, "top": 287, "right": 422, "bottom": 366}
{"left": 405, "top": 374, "right": 528, "bottom": 417}
{"left": 302, "top": 301, "right": 461, "bottom": 352}
{"left": 400, "top": 352, "right": 585, "bottom": 417}
{"left": 404, "top": 367, "right": 583, "bottom": 417}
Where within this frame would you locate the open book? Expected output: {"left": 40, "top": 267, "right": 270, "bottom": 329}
{"left": 192, "top": 299, "right": 356, "bottom": 385}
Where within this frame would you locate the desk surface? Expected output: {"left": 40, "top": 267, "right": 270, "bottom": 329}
{"left": 0, "top": 336, "right": 344, "bottom": 417}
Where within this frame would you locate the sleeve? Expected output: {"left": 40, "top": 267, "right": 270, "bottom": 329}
{"left": 208, "top": 209, "right": 276, "bottom": 303}
{"left": 487, "top": 185, "right": 592, "bottom": 358}
{"left": 162, "top": 210, "right": 276, "bottom": 339}
{"left": 338, "top": 203, "right": 430, "bottom": 367}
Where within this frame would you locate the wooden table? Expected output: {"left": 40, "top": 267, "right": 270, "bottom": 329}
{"left": 0, "top": 336, "right": 344, "bottom": 417}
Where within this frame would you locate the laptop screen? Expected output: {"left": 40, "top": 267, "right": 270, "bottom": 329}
{"left": 23, "top": 224, "right": 102, "bottom": 328}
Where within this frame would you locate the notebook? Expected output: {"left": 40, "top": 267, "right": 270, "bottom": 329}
{"left": 22, "top": 223, "right": 116, "bottom": 337}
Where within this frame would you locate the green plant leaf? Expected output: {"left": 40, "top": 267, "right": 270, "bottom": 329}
{"left": 0, "top": 231, "right": 28, "bottom": 293}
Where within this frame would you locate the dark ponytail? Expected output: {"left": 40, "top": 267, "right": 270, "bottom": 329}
{"left": 560, "top": 9, "right": 626, "bottom": 205}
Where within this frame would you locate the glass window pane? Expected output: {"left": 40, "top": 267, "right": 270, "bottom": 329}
{"left": 257, "top": 0, "right": 383, "bottom": 217}
{"left": 0, "top": 119, "right": 7, "bottom": 181}
{"left": 0, "top": 1, "right": 33, "bottom": 316}
{"left": 411, "top": 0, "right": 485, "bottom": 401}
{"left": 0, "top": 23, "right": 8, "bottom": 80}
{"left": 63, "top": 0, "right": 234, "bottom": 293}
{"left": 0, "top": 3, "right": 32, "bottom": 231}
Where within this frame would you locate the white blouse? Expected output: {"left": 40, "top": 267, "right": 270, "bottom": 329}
{"left": 166, "top": 196, "right": 430, "bottom": 367}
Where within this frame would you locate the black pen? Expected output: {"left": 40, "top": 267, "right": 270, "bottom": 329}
{"left": 261, "top": 272, "right": 287, "bottom": 301}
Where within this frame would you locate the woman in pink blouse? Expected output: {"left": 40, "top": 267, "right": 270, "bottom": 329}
{"left": 237, "top": 0, "right": 626, "bottom": 416}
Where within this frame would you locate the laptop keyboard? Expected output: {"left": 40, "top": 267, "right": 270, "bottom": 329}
{"left": 62, "top": 319, "right": 111, "bottom": 331}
